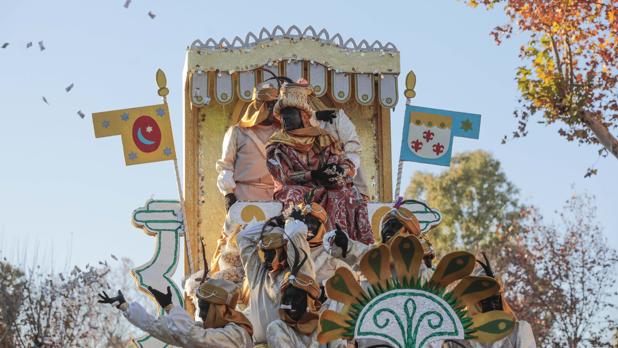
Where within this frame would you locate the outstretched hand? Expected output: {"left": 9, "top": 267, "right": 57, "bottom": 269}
{"left": 333, "top": 224, "right": 349, "bottom": 258}
{"left": 147, "top": 286, "right": 173, "bottom": 308}
{"left": 98, "top": 290, "right": 126, "bottom": 308}
{"left": 315, "top": 109, "right": 338, "bottom": 124}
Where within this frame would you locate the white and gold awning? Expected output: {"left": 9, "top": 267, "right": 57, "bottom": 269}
{"left": 186, "top": 26, "right": 400, "bottom": 108}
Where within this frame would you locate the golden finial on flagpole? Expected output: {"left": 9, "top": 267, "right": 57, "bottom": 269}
{"left": 156, "top": 69, "right": 170, "bottom": 102}
{"left": 404, "top": 70, "right": 416, "bottom": 101}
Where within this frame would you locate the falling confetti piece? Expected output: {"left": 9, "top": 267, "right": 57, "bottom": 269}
{"left": 65, "top": 83, "right": 74, "bottom": 92}
{"left": 42, "top": 96, "right": 49, "bottom": 105}
{"left": 38, "top": 41, "right": 45, "bottom": 51}
{"left": 1, "top": 43, "right": 8, "bottom": 49}
{"left": 26, "top": 42, "right": 32, "bottom": 48}
{"left": 124, "top": 0, "right": 131, "bottom": 8}
{"left": 77, "top": 110, "right": 85, "bottom": 119}
{"left": 111, "top": 254, "right": 118, "bottom": 261}
{"left": 148, "top": 11, "right": 156, "bottom": 19}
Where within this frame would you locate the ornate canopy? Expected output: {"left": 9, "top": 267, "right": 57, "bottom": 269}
{"left": 185, "top": 26, "right": 400, "bottom": 109}
{"left": 182, "top": 26, "right": 398, "bottom": 267}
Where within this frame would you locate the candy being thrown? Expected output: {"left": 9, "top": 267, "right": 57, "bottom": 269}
{"left": 124, "top": 0, "right": 131, "bottom": 8}
{"left": 77, "top": 110, "right": 85, "bottom": 119}
{"left": 148, "top": 11, "right": 156, "bottom": 19}
{"left": 66, "top": 83, "right": 74, "bottom": 92}
{"left": 42, "top": 96, "right": 49, "bottom": 105}
{"left": 26, "top": 42, "right": 32, "bottom": 48}
{"left": 2, "top": 42, "right": 9, "bottom": 49}
{"left": 38, "top": 41, "right": 45, "bottom": 51}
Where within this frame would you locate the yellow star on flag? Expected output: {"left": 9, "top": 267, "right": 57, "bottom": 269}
{"left": 92, "top": 104, "right": 176, "bottom": 165}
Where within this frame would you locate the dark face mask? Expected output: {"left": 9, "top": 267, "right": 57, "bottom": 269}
{"left": 303, "top": 215, "right": 322, "bottom": 241}
{"left": 281, "top": 286, "right": 308, "bottom": 322}
{"left": 280, "top": 107, "right": 303, "bottom": 131}
{"left": 263, "top": 249, "right": 276, "bottom": 270}
{"left": 198, "top": 299, "right": 211, "bottom": 322}
{"left": 479, "top": 294, "right": 504, "bottom": 313}
{"left": 260, "top": 101, "right": 277, "bottom": 126}
{"left": 381, "top": 219, "right": 403, "bottom": 243}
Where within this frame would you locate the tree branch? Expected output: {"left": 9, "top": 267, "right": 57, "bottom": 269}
{"left": 580, "top": 111, "right": 618, "bottom": 159}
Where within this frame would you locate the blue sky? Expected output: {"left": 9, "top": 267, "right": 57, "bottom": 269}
{"left": 1, "top": 0, "right": 616, "bottom": 273}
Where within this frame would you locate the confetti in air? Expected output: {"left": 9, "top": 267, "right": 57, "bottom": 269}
{"left": 38, "top": 41, "right": 45, "bottom": 51}
{"left": 124, "top": 0, "right": 131, "bottom": 8}
{"left": 77, "top": 110, "right": 85, "bottom": 119}
{"left": 26, "top": 42, "right": 33, "bottom": 48}
{"left": 1, "top": 43, "right": 8, "bottom": 49}
{"left": 148, "top": 11, "right": 156, "bottom": 19}
{"left": 65, "top": 83, "right": 74, "bottom": 92}
{"left": 42, "top": 96, "right": 49, "bottom": 105}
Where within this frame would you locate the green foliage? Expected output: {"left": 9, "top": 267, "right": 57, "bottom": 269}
{"left": 404, "top": 151, "right": 521, "bottom": 253}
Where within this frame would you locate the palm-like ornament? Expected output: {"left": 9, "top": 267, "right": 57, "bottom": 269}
{"left": 317, "top": 234, "right": 516, "bottom": 348}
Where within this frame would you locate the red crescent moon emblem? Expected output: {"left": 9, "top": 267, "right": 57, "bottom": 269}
{"left": 132, "top": 115, "right": 161, "bottom": 153}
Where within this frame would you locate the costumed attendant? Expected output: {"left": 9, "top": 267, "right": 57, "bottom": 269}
{"left": 97, "top": 256, "right": 253, "bottom": 347}
{"left": 264, "top": 214, "right": 346, "bottom": 348}
{"left": 309, "top": 95, "right": 369, "bottom": 201}
{"left": 294, "top": 194, "right": 354, "bottom": 286}
{"left": 441, "top": 253, "right": 536, "bottom": 348}
{"left": 212, "top": 83, "right": 279, "bottom": 278}
{"left": 266, "top": 80, "right": 374, "bottom": 245}
{"left": 324, "top": 199, "right": 434, "bottom": 282}
{"left": 237, "top": 215, "right": 315, "bottom": 345}
{"left": 216, "top": 82, "right": 279, "bottom": 204}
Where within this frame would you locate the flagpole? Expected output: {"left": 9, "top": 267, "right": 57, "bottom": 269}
{"left": 157, "top": 69, "right": 195, "bottom": 275}
{"left": 394, "top": 160, "right": 403, "bottom": 199}
{"left": 396, "top": 70, "right": 418, "bottom": 200}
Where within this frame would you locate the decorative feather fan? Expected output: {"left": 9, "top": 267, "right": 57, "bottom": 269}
{"left": 317, "top": 235, "right": 516, "bottom": 348}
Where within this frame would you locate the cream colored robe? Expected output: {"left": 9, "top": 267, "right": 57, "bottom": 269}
{"left": 216, "top": 124, "right": 276, "bottom": 201}
{"left": 238, "top": 219, "right": 315, "bottom": 345}
{"left": 319, "top": 109, "right": 368, "bottom": 197}
{"left": 121, "top": 302, "right": 252, "bottom": 348}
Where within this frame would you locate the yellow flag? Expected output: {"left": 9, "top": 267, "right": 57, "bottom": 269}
{"left": 92, "top": 104, "right": 176, "bottom": 165}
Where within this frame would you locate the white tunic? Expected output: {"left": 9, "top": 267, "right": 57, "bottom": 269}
{"left": 319, "top": 110, "right": 368, "bottom": 197}
{"left": 121, "top": 302, "right": 252, "bottom": 348}
{"left": 238, "top": 219, "right": 315, "bottom": 344}
{"left": 216, "top": 124, "right": 276, "bottom": 201}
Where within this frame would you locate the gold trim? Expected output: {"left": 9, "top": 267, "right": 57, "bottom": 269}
{"left": 187, "top": 39, "right": 399, "bottom": 74}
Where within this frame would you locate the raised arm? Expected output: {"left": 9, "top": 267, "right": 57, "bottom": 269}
{"left": 120, "top": 302, "right": 190, "bottom": 347}
{"left": 123, "top": 303, "right": 251, "bottom": 348}
{"left": 284, "top": 218, "right": 316, "bottom": 279}
{"left": 323, "top": 228, "right": 372, "bottom": 271}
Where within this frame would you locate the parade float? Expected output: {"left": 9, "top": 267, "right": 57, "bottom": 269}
{"left": 93, "top": 26, "right": 522, "bottom": 347}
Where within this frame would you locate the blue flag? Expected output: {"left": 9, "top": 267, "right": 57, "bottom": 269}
{"left": 400, "top": 105, "right": 481, "bottom": 166}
